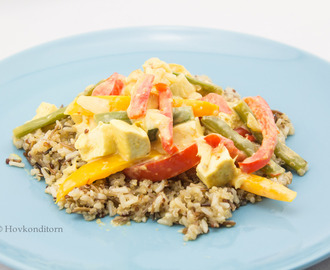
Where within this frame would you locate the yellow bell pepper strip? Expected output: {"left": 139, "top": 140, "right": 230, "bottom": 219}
{"left": 172, "top": 99, "right": 219, "bottom": 117}
{"left": 65, "top": 98, "right": 93, "bottom": 116}
{"left": 230, "top": 173, "right": 297, "bottom": 202}
{"left": 99, "top": 96, "right": 131, "bottom": 111}
{"left": 64, "top": 96, "right": 131, "bottom": 116}
{"left": 56, "top": 150, "right": 161, "bottom": 203}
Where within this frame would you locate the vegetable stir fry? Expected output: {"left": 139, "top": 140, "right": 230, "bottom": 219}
{"left": 13, "top": 58, "right": 308, "bottom": 206}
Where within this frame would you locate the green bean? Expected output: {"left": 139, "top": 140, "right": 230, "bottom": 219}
{"left": 13, "top": 107, "right": 67, "bottom": 138}
{"left": 274, "top": 143, "right": 308, "bottom": 176}
{"left": 13, "top": 79, "right": 108, "bottom": 138}
{"left": 173, "top": 72, "right": 223, "bottom": 95}
{"left": 201, "top": 116, "right": 285, "bottom": 177}
{"left": 202, "top": 116, "right": 257, "bottom": 155}
{"left": 94, "top": 111, "right": 132, "bottom": 124}
{"left": 233, "top": 100, "right": 308, "bottom": 176}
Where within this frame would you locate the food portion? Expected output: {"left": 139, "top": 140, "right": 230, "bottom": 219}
{"left": 12, "top": 58, "right": 308, "bottom": 240}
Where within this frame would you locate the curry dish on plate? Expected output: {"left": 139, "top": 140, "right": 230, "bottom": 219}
{"left": 10, "top": 58, "right": 308, "bottom": 240}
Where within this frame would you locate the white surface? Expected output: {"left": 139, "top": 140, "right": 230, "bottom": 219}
{"left": 0, "top": 0, "right": 329, "bottom": 269}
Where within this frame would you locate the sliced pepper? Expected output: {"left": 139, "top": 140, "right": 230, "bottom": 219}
{"left": 172, "top": 99, "right": 219, "bottom": 117}
{"left": 230, "top": 173, "right": 297, "bottom": 202}
{"left": 239, "top": 96, "right": 278, "bottom": 174}
{"left": 127, "top": 74, "right": 154, "bottom": 119}
{"left": 56, "top": 151, "right": 160, "bottom": 203}
{"left": 155, "top": 83, "right": 178, "bottom": 155}
{"left": 91, "top": 72, "right": 125, "bottom": 96}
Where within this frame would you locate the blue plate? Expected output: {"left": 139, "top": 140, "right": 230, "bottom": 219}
{"left": 0, "top": 26, "right": 329, "bottom": 270}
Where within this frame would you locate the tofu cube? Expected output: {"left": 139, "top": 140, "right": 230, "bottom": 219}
{"left": 173, "top": 119, "right": 204, "bottom": 149}
{"left": 110, "top": 119, "right": 151, "bottom": 161}
{"left": 196, "top": 140, "right": 237, "bottom": 188}
{"left": 75, "top": 123, "right": 116, "bottom": 161}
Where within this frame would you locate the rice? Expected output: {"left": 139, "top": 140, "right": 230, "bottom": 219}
{"left": 13, "top": 116, "right": 267, "bottom": 240}
{"left": 13, "top": 87, "right": 296, "bottom": 240}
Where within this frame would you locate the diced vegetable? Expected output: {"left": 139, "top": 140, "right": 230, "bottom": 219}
{"left": 173, "top": 72, "right": 223, "bottom": 95}
{"left": 75, "top": 123, "right": 116, "bottom": 161}
{"left": 127, "top": 74, "right": 154, "bottom": 119}
{"left": 173, "top": 119, "right": 204, "bottom": 150}
{"left": 13, "top": 107, "right": 67, "bottom": 138}
{"left": 91, "top": 72, "right": 125, "bottom": 96}
{"left": 172, "top": 99, "right": 219, "bottom": 117}
{"left": 201, "top": 93, "right": 232, "bottom": 114}
{"left": 196, "top": 139, "right": 237, "bottom": 188}
{"left": 231, "top": 173, "right": 297, "bottom": 202}
{"left": 110, "top": 119, "right": 151, "bottom": 161}
{"left": 201, "top": 116, "right": 285, "bottom": 177}
{"left": 238, "top": 96, "right": 278, "bottom": 174}
{"left": 124, "top": 143, "right": 200, "bottom": 181}
{"left": 32, "top": 102, "right": 58, "bottom": 120}
{"left": 155, "top": 83, "right": 178, "bottom": 155}
{"left": 170, "top": 73, "right": 198, "bottom": 99}
{"left": 233, "top": 100, "right": 308, "bottom": 176}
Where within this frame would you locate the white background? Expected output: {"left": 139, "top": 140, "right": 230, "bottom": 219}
{"left": 0, "top": 0, "right": 329, "bottom": 269}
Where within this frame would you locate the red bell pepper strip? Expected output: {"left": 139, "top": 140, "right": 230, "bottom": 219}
{"left": 234, "top": 127, "right": 256, "bottom": 142}
{"left": 127, "top": 74, "right": 154, "bottom": 119}
{"left": 204, "top": 133, "right": 247, "bottom": 162}
{"left": 239, "top": 96, "right": 278, "bottom": 174}
{"left": 155, "top": 83, "right": 178, "bottom": 155}
{"left": 92, "top": 72, "right": 125, "bottom": 96}
{"left": 200, "top": 93, "right": 232, "bottom": 114}
{"left": 123, "top": 143, "right": 200, "bottom": 181}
